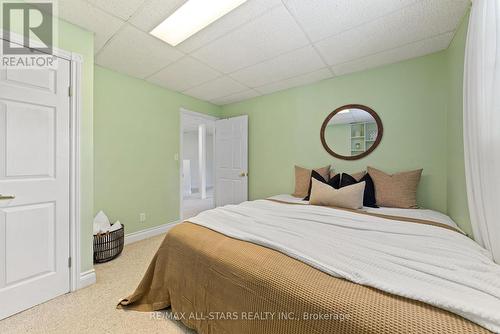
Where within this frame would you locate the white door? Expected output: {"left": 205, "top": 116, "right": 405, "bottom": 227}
{"left": 0, "top": 60, "right": 71, "bottom": 319}
{"left": 215, "top": 115, "right": 248, "bottom": 207}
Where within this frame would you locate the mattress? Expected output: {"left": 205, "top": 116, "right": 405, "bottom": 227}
{"left": 119, "top": 198, "right": 497, "bottom": 333}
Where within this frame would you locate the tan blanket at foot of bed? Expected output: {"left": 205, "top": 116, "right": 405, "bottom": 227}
{"left": 118, "top": 222, "right": 490, "bottom": 334}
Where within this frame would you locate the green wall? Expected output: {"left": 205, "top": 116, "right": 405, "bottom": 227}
{"left": 445, "top": 13, "right": 471, "bottom": 236}
{"left": 221, "top": 52, "right": 450, "bottom": 215}
{"left": 93, "top": 66, "right": 220, "bottom": 237}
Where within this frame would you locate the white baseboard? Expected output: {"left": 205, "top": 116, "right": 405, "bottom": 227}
{"left": 124, "top": 221, "right": 180, "bottom": 245}
{"left": 78, "top": 269, "right": 96, "bottom": 289}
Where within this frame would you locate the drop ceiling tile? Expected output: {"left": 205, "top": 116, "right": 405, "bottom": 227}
{"left": 211, "top": 89, "right": 260, "bottom": 105}
{"left": 331, "top": 32, "right": 454, "bottom": 76}
{"left": 96, "top": 24, "right": 184, "bottom": 79}
{"left": 191, "top": 5, "right": 310, "bottom": 74}
{"left": 184, "top": 76, "right": 248, "bottom": 101}
{"left": 86, "top": 0, "right": 146, "bottom": 20}
{"left": 177, "top": 0, "right": 282, "bottom": 53}
{"left": 147, "top": 56, "right": 221, "bottom": 92}
{"left": 129, "top": 0, "right": 186, "bottom": 32}
{"left": 315, "top": 0, "right": 469, "bottom": 66}
{"left": 331, "top": 113, "right": 355, "bottom": 125}
{"left": 283, "top": 0, "right": 418, "bottom": 42}
{"left": 230, "top": 46, "right": 325, "bottom": 88}
{"left": 255, "top": 68, "right": 332, "bottom": 95}
{"left": 58, "top": 0, "right": 125, "bottom": 52}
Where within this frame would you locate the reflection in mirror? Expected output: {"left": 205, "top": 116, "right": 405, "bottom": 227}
{"left": 321, "top": 105, "right": 383, "bottom": 160}
{"left": 325, "top": 109, "right": 378, "bottom": 156}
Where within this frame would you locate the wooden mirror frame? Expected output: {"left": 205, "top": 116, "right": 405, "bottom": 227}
{"left": 320, "top": 104, "right": 383, "bottom": 161}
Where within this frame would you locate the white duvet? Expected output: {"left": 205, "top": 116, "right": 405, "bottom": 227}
{"left": 189, "top": 199, "right": 500, "bottom": 333}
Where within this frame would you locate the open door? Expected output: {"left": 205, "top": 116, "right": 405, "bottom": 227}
{"left": 215, "top": 115, "right": 248, "bottom": 207}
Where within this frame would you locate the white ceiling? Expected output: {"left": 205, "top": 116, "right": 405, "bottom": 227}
{"left": 329, "top": 108, "right": 376, "bottom": 125}
{"left": 58, "top": 0, "right": 469, "bottom": 105}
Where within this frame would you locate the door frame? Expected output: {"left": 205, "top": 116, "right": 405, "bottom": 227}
{"left": 1, "top": 29, "right": 84, "bottom": 293}
{"left": 179, "top": 108, "right": 217, "bottom": 221}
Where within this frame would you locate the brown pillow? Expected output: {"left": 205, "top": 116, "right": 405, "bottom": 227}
{"left": 293, "top": 165, "right": 330, "bottom": 197}
{"left": 330, "top": 170, "right": 366, "bottom": 181}
{"left": 309, "top": 178, "right": 365, "bottom": 209}
{"left": 367, "top": 166, "right": 423, "bottom": 208}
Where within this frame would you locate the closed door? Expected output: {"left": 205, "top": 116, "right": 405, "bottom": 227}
{"left": 215, "top": 115, "right": 248, "bottom": 206}
{"left": 0, "top": 59, "right": 71, "bottom": 319}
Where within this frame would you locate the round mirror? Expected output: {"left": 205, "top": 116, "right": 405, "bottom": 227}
{"left": 320, "top": 104, "right": 383, "bottom": 160}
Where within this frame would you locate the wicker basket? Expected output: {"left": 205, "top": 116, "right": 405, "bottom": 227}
{"left": 93, "top": 224, "right": 124, "bottom": 263}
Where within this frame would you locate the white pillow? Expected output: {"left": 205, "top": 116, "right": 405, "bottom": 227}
{"left": 309, "top": 178, "right": 365, "bottom": 210}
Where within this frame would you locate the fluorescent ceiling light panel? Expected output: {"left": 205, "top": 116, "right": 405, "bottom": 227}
{"left": 150, "top": 0, "right": 248, "bottom": 46}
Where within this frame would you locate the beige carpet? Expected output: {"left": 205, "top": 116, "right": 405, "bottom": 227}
{"left": 0, "top": 234, "right": 194, "bottom": 334}
{"left": 183, "top": 189, "right": 214, "bottom": 219}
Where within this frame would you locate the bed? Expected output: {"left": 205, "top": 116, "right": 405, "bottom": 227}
{"left": 119, "top": 196, "right": 500, "bottom": 334}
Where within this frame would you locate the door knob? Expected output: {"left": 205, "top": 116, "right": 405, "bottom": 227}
{"left": 239, "top": 172, "right": 248, "bottom": 177}
{"left": 0, "top": 194, "right": 15, "bottom": 200}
